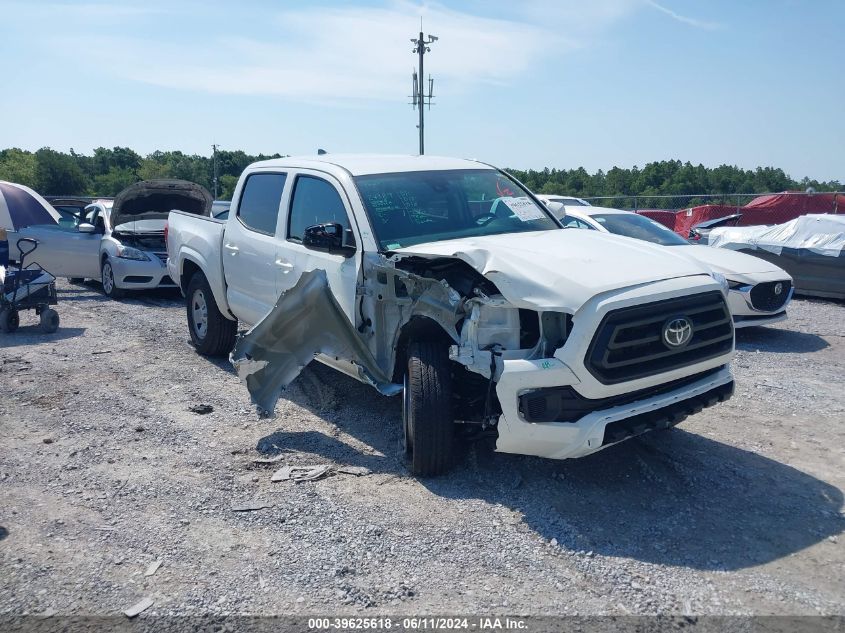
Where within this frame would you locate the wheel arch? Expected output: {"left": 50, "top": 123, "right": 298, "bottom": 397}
{"left": 178, "top": 250, "right": 234, "bottom": 321}
{"left": 391, "top": 315, "right": 456, "bottom": 383}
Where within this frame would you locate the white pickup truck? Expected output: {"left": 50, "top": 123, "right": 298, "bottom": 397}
{"left": 167, "top": 154, "right": 735, "bottom": 475}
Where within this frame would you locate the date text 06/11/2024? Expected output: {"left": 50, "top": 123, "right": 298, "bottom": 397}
{"left": 307, "top": 617, "right": 528, "bottom": 630}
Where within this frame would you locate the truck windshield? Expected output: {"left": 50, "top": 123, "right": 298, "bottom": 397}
{"left": 354, "top": 169, "right": 560, "bottom": 250}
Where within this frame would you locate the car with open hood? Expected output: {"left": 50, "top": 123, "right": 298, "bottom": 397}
{"left": 17, "top": 180, "right": 211, "bottom": 298}
{"left": 167, "top": 155, "right": 735, "bottom": 476}
{"left": 542, "top": 202, "right": 794, "bottom": 328}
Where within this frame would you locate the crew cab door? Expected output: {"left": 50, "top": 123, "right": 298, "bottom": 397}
{"left": 222, "top": 171, "right": 289, "bottom": 326}
{"left": 280, "top": 171, "right": 361, "bottom": 323}
{"left": 19, "top": 205, "right": 102, "bottom": 279}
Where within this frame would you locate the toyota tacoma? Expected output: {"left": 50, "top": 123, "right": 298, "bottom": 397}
{"left": 167, "top": 155, "right": 735, "bottom": 475}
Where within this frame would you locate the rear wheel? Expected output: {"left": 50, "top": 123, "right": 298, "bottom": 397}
{"left": 186, "top": 271, "right": 236, "bottom": 356}
{"left": 101, "top": 259, "right": 126, "bottom": 299}
{"left": 403, "top": 342, "right": 454, "bottom": 476}
{"left": 39, "top": 308, "right": 59, "bottom": 333}
{"left": 0, "top": 308, "right": 20, "bottom": 333}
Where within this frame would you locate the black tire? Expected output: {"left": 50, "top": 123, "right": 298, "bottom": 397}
{"left": 0, "top": 308, "right": 20, "bottom": 333}
{"left": 40, "top": 308, "right": 60, "bottom": 333}
{"left": 186, "top": 271, "right": 237, "bottom": 356}
{"left": 403, "top": 341, "right": 454, "bottom": 476}
{"left": 101, "top": 259, "right": 126, "bottom": 299}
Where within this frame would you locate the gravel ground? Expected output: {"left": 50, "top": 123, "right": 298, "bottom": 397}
{"left": 1, "top": 280, "right": 844, "bottom": 617}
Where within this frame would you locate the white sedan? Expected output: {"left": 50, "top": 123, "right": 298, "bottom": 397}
{"left": 543, "top": 201, "right": 793, "bottom": 328}
{"left": 15, "top": 180, "right": 210, "bottom": 298}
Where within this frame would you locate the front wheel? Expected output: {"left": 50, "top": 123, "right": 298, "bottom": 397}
{"left": 403, "top": 342, "right": 454, "bottom": 476}
{"left": 40, "top": 308, "right": 60, "bottom": 333}
{"left": 0, "top": 308, "right": 20, "bottom": 333}
{"left": 186, "top": 271, "right": 236, "bottom": 356}
{"left": 101, "top": 259, "right": 126, "bottom": 299}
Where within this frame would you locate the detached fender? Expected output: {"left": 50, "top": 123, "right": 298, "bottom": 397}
{"left": 177, "top": 247, "right": 232, "bottom": 320}
{"left": 231, "top": 268, "right": 399, "bottom": 415}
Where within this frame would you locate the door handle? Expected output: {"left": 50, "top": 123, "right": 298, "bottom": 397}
{"left": 275, "top": 258, "right": 294, "bottom": 271}
{"left": 224, "top": 243, "right": 239, "bottom": 255}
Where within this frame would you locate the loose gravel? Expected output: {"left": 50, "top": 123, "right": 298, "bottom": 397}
{"left": 1, "top": 281, "right": 843, "bottom": 617}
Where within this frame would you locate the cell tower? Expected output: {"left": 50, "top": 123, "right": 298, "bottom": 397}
{"left": 410, "top": 26, "right": 437, "bottom": 155}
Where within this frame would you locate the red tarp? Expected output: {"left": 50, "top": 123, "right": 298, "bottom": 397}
{"left": 637, "top": 192, "right": 845, "bottom": 236}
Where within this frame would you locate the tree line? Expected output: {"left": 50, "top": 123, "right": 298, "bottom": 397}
{"left": 0, "top": 147, "right": 281, "bottom": 200}
{"left": 507, "top": 161, "right": 841, "bottom": 203}
{"left": 0, "top": 147, "right": 840, "bottom": 202}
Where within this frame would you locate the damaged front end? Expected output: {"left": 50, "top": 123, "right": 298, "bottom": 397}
{"left": 231, "top": 255, "right": 571, "bottom": 432}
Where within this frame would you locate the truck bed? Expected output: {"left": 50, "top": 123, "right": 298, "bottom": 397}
{"left": 166, "top": 210, "right": 231, "bottom": 316}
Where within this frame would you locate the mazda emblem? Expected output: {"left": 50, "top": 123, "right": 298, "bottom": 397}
{"left": 774, "top": 282, "right": 783, "bottom": 295}
{"left": 663, "top": 317, "right": 693, "bottom": 348}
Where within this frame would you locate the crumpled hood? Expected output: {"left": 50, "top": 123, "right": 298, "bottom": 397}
{"left": 111, "top": 179, "right": 211, "bottom": 230}
{"left": 679, "top": 244, "right": 786, "bottom": 276}
{"left": 392, "top": 230, "right": 712, "bottom": 312}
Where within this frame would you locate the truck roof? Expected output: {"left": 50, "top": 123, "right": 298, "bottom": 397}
{"left": 248, "top": 154, "right": 494, "bottom": 177}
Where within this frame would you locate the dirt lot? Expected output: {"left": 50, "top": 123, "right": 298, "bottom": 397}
{"left": 1, "top": 279, "right": 844, "bottom": 617}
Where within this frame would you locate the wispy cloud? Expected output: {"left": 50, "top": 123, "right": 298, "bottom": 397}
{"left": 42, "top": 1, "right": 569, "bottom": 103}
{"left": 645, "top": 0, "right": 722, "bottom": 30}
{"left": 5, "top": 0, "right": 716, "bottom": 104}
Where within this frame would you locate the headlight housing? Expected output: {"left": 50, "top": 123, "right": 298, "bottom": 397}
{"left": 116, "top": 245, "right": 150, "bottom": 261}
{"left": 728, "top": 279, "right": 751, "bottom": 291}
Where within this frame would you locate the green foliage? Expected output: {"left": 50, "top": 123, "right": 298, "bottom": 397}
{"left": 0, "top": 148, "right": 37, "bottom": 188}
{"left": 92, "top": 167, "right": 140, "bottom": 196}
{"left": 0, "top": 147, "right": 839, "bottom": 202}
{"left": 219, "top": 174, "right": 239, "bottom": 200}
{"left": 33, "top": 147, "right": 89, "bottom": 195}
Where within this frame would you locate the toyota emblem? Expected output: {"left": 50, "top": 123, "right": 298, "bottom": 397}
{"left": 663, "top": 317, "right": 693, "bottom": 348}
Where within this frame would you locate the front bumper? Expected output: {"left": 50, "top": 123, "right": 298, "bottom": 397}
{"left": 495, "top": 363, "right": 734, "bottom": 459}
{"left": 726, "top": 273, "right": 793, "bottom": 328}
{"left": 111, "top": 253, "right": 176, "bottom": 290}
{"left": 732, "top": 310, "right": 788, "bottom": 328}
{"left": 491, "top": 275, "right": 735, "bottom": 460}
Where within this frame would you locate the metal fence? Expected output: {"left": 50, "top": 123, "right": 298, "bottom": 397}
{"left": 582, "top": 192, "right": 844, "bottom": 214}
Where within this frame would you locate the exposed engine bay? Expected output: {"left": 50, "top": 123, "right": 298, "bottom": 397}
{"left": 113, "top": 229, "right": 166, "bottom": 252}
{"left": 231, "top": 252, "right": 573, "bottom": 425}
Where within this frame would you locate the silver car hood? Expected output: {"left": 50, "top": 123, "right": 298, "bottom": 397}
{"left": 392, "top": 230, "right": 712, "bottom": 313}
{"left": 111, "top": 179, "right": 211, "bottom": 230}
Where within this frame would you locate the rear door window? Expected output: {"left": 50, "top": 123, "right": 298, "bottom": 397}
{"left": 237, "top": 173, "right": 287, "bottom": 235}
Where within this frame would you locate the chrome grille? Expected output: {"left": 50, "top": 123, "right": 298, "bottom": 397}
{"left": 586, "top": 291, "right": 733, "bottom": 384}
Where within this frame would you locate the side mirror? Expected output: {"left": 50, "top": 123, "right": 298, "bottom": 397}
{"left": 302, "top": 223, "right": 355, "bottom": 257}
{"left": 78, "top": 223, "right": 96, "bottom": 234}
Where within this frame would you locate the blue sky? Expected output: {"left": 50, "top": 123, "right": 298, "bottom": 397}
{"left": 1, "top": 0, "right": 842, "bottom": 182}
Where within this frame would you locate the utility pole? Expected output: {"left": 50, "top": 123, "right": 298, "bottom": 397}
{"left": 410, "top": 26, "right": 437, "bottom": 155}
{"left": 212, "top": 144, "right": 219, "bottom": 199}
